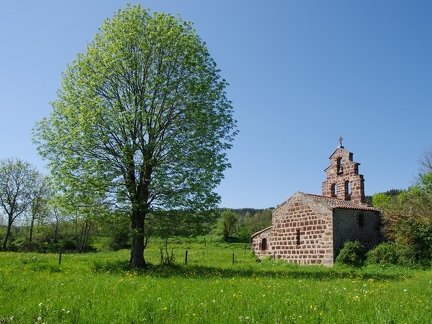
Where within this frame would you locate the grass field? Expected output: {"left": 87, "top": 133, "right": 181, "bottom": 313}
{"left": 1, "top": 239, "right": 431, "bottom": 323}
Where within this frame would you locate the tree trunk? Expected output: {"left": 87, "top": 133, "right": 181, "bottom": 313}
{"left": 76, "top": 219, "right": 92, "bottom": 253}
{"left": 2, "top": 231, "right": 9, "bottom": 250}
{"left": 2, "top": 217, "right": 13, "bottom": 250}
{"left": 29, "top": 216, "right": 35, "bottom": 243}
{"left": 126, "top": 150, "right": 151, "bottom": 268}
{"left": 130, "top": 209, "right": 146, "bottom": 268}
{"left": 53, "top": 212, "right": 59, "bottom": 243}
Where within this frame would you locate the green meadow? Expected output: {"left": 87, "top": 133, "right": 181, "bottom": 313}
{"left": 1, "top": 239, "right": 431, "bottom": 323}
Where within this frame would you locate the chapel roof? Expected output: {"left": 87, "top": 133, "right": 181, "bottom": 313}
{"left": 305, "top": 193, "right": 380, "bottom": 212}
{"left": 251, "top": 225, "right": 273, "bottom": 237}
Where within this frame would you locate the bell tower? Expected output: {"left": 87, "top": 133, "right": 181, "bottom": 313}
{"left": 322, "top": 138, "right": 365, "bottom": 204}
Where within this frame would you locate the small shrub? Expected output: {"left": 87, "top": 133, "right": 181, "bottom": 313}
{"left": 335, "top": 240, "right": 365, "bottom": 267}
{"left": 367, "top": 242, "right": 431, "bottom": 269}
{"left": 62, "top": 239, "right": 76, "bottom": 251}
{"left": 366, "top": 242, "right": 398, "bottom": 265}
{"left": 395, "top": 245, "right": 429, "bottom": 269}
{"left": 109, "top": 228, "right": 131, "bottom": 251}
{"left": 159, "top": 246, "right": 175, "bottom": 265}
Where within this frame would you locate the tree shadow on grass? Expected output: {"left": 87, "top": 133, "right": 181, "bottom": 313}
{"left": 90, "top": 259, "right": 409, "bottom": 281}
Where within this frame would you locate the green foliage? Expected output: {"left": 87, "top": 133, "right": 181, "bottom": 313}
{"left": 148, "top": 210, "right": 217, "bottom": 239}
{"left": 394, "top": 245, "right": 427, "bottom": 269}
{"left": 32, "top": 4, "right": 237, "bottom": 267}
{"left": 373, "top": 176, "right": 432, "bottom": 268}
{"left": 215, "top": 208, "right": 273, "bottom": 243}
{"left": 95, "top": 212, "right": 131, "bottom": 251}
{"left": 0, "top": 158, "right": 44, "bottom": 250}
{"left": 244, "top": 208, "right": 273, "bottom": 233}
{"left": 371, "top": 192, "right": 393, "bottom": 208}
{"left": 107, "top": 224, "right": 131, "bottom": 251}
{"left": 236, "top": 224, "right": 253, "bottom": 242}
{"left": 159, "top": 238, "right": 175, "bottom": 265}
{"left": 367, "top": 242, "right": 429, "bottom": 269}
{"left": 217, "top": 210, "right": 239, "bottom": 241}
{"left": 335, "top": 240, "right": 366, "bottom": 267}
{"left": 366, "top": 242, "right": 399, "bottom": 265}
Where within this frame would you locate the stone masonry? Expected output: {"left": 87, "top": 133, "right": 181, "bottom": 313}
{"left": 251, "top": 140, "right": 381, "bottom": 266}
{"left": 322, "top": 143, "right": 365, "bottom": 204}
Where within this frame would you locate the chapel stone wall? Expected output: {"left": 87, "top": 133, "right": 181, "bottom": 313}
{"left": 332, "top": 209, "right": 381, "bottom": 252}
{"left": 251, "top": 227, "right": 274, "bottom": 259}
{"left": 253, "top": 192, "right": 335, "bottom": 266}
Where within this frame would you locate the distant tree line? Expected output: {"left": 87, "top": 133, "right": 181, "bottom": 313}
{"left": 215, "top": 208, "right": 273, "bottom": 243}
{"left": 2, "top": 147, "right": 432, "bottom": 270}
{"left": 0, "top": 158, "right": 270, "bottom": 252}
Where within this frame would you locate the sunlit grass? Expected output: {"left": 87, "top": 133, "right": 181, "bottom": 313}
{"left": 1, "top": 239, "right": 431, "bottom": 323}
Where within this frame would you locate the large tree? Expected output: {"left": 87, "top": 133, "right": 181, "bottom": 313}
{"left": 33, "top": 5, "right": 237, "bottom": 267}
{"left": 0, "top": 158, "right": 41, "bottom": 250}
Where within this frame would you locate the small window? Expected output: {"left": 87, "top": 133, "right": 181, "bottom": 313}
{"left": 345, "top": 181, "right": 351, "bottom": 201}
{"left": 296, "top": 229, "right": 301, "bottom": 245}
{"left": 357, "top": 213, "right": 364, "bottom": 228}
{"left": 261, "top": 238, "right": 267, "bottom": 251}
{"left": 331, "top": 184, "right": 337, "bottom": 197}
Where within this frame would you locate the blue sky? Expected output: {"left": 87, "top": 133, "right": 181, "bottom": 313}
{"left": 1, "top": 1, "right": 431, "bottom": 209}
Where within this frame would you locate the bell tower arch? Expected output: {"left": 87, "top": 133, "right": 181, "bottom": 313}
{"left": 322, "top": 138, "right": 365, "bottom": 204}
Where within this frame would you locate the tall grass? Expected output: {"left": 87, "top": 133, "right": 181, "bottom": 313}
{"left": 0, "top": 239, "right": 431, "bottom": 323}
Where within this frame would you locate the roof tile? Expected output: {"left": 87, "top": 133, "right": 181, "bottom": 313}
{"left": 306, "top": 193, "right": 381, "bottom": 212}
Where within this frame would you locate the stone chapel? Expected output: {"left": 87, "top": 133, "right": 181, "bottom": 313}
{"left": 251, "top": 139, "right": 382, "bottom": 266}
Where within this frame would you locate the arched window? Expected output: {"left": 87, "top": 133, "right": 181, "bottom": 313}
{"left": 337, "top": 157, "right": 343, "bottom": 174}
{"left": 345, "top": 181, "right": 351, "bottom": 201}
{"left": 261, "top": 238, "right": 267, "bottom": 251}
{"left": 331, "top": 184, "right": 337, "bottom": 197}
